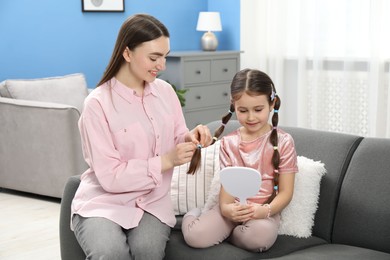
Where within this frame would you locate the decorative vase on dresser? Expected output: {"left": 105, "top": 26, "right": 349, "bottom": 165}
{"left": 161, "top": 51, "right": 242, "bottom": 129}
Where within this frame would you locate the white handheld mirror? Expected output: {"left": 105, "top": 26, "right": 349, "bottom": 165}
{"left": 219, "top": 166, "right": 262, "bottom": 205}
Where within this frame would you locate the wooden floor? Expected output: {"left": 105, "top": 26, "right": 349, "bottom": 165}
{"left": 0, "top": 189, "right": 61, "bottom": 260}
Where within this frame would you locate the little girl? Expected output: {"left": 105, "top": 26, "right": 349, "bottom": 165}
{"left": 182, "top": 69, "right": 298, "bottom": 252}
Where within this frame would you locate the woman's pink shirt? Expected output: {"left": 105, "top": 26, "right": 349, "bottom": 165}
{"left": 219, "top": 128, "right": 298, "bottom": 204}
{"left": 71, "top": 78, "right": 188, "bottom": 230}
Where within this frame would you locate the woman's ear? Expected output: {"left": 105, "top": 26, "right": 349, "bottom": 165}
{"left": 123, "top": 47, "right": 131, "bottom": 62}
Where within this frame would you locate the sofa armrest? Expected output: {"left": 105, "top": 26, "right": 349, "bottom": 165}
{"left": 60, "top": 175, "right": 85, "bottom": 260}
{"left": 0, "top": 97, "right": 88, "bottom": 198}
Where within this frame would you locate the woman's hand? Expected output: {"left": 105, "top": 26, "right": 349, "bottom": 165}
{"left": 161, "top": 142, "right": 196, "bottom": 172}
{"left": 185, "top": 124, "right": 212, "bottom": 148}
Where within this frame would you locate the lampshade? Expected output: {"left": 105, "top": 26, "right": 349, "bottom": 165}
{"left": 196, "top": 12, "right": 222, "bottom": 32}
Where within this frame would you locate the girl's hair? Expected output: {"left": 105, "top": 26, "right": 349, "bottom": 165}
{"left": 187, "top": 69, "right": 281, "bottom": 203}
{"left": 96, "top": 14, "right": 170, "bottom": 87}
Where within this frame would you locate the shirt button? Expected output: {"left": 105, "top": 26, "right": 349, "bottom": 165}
{"left": 157, "top": 135, "right": 160, "bottom": 139}
{"left": 156, "top": 153, "right": 159, "bottom": 156}
{"left": 150, "top": 117, "right": 153, "bottom": 120}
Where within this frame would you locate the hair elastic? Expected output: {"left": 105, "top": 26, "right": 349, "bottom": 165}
{"left": 274, "top": 169, "right": 279, "bottom": 173}
{"left": 272, "top": 126, "right": 277, "bottom": 130}
{"left": 274, "top": 185, "right": 278, "bottom": 191}
{"left": 274, "top": 109, "right": 279, "bottom": 113}
{"left": 273, "top": 146, "right": 278, "bottom": 150}
{"left": 228, "top": 110, "right": 234, "bottom": 115}
{"left": 197, "top": 144, "right": 203, "bottom": 149}
{"left": 213, "top": 137, "right": 218, "bottom": 142}
{"left": 221, "top": 123, "right": 226, "bottom": 127}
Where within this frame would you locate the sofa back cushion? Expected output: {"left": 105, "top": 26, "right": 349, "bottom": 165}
{"left": 282, "top": 126, "right": 363, "bottom": 242}
{"left": 0, "top": 73, "right": 89, "bottom": 112}
{"left": 332, "top": 137, "right": 390, "bottom": 254}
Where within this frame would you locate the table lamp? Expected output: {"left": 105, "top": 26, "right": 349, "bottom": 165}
{"left": 196, "top": 12, "right": 222, "bottom": 51}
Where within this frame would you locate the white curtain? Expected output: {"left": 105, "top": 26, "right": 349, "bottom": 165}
{"left": 241, "top": 0, "right": 390, "bottom": 138}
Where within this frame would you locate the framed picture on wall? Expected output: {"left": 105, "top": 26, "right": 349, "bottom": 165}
{"left": 82, "top": 0, "right": 125, "bottom": 12}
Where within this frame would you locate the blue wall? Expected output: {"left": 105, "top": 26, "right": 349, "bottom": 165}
{"left": 0, "top": 0, "right": 240, "bottom": 87}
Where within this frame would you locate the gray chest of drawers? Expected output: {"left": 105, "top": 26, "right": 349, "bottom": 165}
{"left": 161, "top": 51, "right": 241, "bottom": 129}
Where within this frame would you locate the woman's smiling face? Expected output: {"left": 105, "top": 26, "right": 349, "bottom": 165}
{"left": 127, "top": 36, "right": 170, "bottom": 83}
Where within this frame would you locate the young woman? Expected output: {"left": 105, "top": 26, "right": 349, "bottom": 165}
{"left": 71, "top": 14, "right": 212, "bottom": 260}
{"left": 182, "top": 69, "right": 298, "bottom": 252}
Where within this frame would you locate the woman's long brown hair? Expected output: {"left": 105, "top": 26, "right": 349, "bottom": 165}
{"left": 187, "top": 69, "right": 281, "bottom": 204}
{"left": 96, "top": 14, "right": 170, "bottom": 88}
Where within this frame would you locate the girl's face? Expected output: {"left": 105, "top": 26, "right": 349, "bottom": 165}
{"left": 127, "top": 36, "right": 170, "bottom": 84}
{"left": 234, "top": 92, "right": 274, "bottom": 138}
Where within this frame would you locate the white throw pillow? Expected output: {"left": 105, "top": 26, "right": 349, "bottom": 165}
{"left": 0, "top": 73, "right": 89, "bottom": 112}
{"left": 170, "top": 141, "right": 220, "bottom": 215}
{"left": 278, "top": 156, "right": 326, "bottom": 238}
{"left": 200, "top": 155, "right": 326, "bottom": 238}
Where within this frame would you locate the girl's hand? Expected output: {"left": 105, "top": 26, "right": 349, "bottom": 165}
{"left": 161, "top": 142, "right": 196, "bottom": 171}
{"left": 223, "top": 202, "right": 255, "bottom": 223}
{"left": 248, "top": 202, "right": 269, "bottom": 219}
{"left": 186, "top": 124, "right": 212, "bottom": 148}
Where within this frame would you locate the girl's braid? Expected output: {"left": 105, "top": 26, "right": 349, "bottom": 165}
{"left": 265, "top": 88, "right": 281, "bottom": 204}
{"left": 187, "top": 103, "right": 235, "bottom": 174}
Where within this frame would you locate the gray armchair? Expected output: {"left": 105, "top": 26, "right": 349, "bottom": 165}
{"left": 0, "top": 73, "right": 89, "bottom": 198}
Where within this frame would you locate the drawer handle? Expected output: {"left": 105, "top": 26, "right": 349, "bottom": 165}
{"left": 196, "top": 70, "right": 201, "bottom": 75}
{"left": 196, "top": 95, "right": 202, "bottom": 100}
{"left": 223, "top": 68, "right": 229, "bottom": 72}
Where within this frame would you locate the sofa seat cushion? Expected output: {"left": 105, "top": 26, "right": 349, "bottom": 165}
{"left": 165, "top": 229, "right": 327, "bottom": 260}
{"left": 0, "top": 73, "right": 89, "bottom": 112}
{"left": 265, "top": 244, "right": 390, "bottom": 260}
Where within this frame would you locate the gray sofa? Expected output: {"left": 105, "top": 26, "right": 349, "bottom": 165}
{"left": 60, "top": 120, "right": 390, "bottom": 259}
{"left": 0, "top": 74, "right": 88, "bottom": 198}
